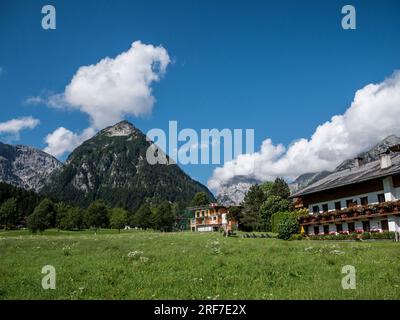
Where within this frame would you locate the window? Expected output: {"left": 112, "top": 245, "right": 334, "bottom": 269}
{"left": 304, "top": 226, "right": 309, "bottom": 235}
{"left": 362, "top": 221, "right": 370, "bottom": 232}
{"left": 378, "top": 193, "right": 386, "bottom": 203}
{"left": 381, "top": 220, "right": 389, "bottom": 231}
{"left": 348, "top": 222, "right": 355, "bottom": 233}
{"left": 346, "top": 199, "right": 357, "bottom": 208}
{"left": 336, "top": 224, "right": 343, "bottom": 233}
{"left": 322, "top": 204, "right": 329, "bottom": 212}
{"left": 334, "top": 201, "right": 341, "bottom": 211}
{"left": 360, "top": 196, "right": 368, "bottom": 206}
{"left": 312, "top": 206, "right": 320, "bottom": 214}
{"left": 323, "top": 225, "right": 329, "bottom": 235}
{"left": 314, "top": 226, "right": 320, "bottom": 235}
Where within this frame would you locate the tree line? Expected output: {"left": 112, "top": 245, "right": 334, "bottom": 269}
{"left": 0, "top": 181, "right": 194, "bottom": 232}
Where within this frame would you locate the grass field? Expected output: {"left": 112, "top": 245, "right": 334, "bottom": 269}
{"left": 1, "top": 229, "right": 400, "bottom": 300}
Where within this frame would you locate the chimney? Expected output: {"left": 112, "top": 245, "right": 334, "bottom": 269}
{"left": 379, "top": 151, "right": 392, "bottom": 169}
{"left": 354, "top": 157, "right": 364, "bottom": 168}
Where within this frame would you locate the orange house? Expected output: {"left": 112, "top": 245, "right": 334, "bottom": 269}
{"left": 187, "top": 203, "right": 238, "bottom": 232}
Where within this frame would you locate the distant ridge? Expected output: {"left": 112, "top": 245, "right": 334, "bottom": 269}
{"left": 0, "top": 142, "right": 62, "bottom": 191}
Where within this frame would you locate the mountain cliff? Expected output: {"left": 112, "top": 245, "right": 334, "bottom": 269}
{"left": 0, "top": 142, "right": 62, "bottom": 191}
{"left": 41, "top": 121, "right": 215, "bottom": 210}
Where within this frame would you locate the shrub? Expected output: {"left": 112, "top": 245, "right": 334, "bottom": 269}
{"left": 271, "top": 211, "right": 297, "bottom": 233}
{"left": 361, "top": 232, "right": 371, "bottom": 240}
{"left": 277, "top": 215, "right": 299, "bottom": 240}
{"left": 308, "top": 231, "right": 395, "bottom": 241}
{"left": 289, "top": 233, "right": 303, "bottom": 241}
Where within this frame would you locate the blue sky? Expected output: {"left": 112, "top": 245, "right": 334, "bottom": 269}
{"left": 1, "top": 0, "right": 400, "bottom": 191}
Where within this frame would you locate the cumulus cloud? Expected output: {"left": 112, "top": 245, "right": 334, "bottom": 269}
{"left": 208, "top": 71, "right": 400, "bottom": 191}
{"left": 36, "top": 41, "right": 170, "bottom": 129}
{"left": 34, "top": 41, "right": 170, "bottom": 158}
{"left": 0, "top": 116, "right": 40, "bottom": 141}
{"left": 44, "top": 127, "right": 96, "bottom": 158}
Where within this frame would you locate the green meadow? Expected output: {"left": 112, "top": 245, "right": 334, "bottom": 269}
{"left": 0, "top": 229, "right": 399, "bottom": 300}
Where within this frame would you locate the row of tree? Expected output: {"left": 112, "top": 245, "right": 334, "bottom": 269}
{"left": 25, "top": 198, "right": 184, "bottom": 233}
{"left": 230, "top": 178, "right": 294, "bottom": 232}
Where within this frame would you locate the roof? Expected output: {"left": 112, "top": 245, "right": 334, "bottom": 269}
{"left": 186, "top": 204, "right": 227, "bottom": 211}
{"left": 291, "top": 153, "right": 400, "bottom": 198}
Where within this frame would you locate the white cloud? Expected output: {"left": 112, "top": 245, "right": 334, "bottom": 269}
{"left": 208, "top": 71, "right": 400, "bottom": 191}
{"left": 37, "top": 41, "right": 170, "bottom": 158}
{"left": 38, "top": 41, "right": 170, "bottom": 129}
{"left": 0, "top": 116, "right": 40, "bottom": 140}
{"left": 44, "top": 127, "right": 95, "bottom": 158}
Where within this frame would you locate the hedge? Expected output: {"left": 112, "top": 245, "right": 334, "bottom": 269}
{"left": 308, "top": 231, "right": 395, "bottom": 241}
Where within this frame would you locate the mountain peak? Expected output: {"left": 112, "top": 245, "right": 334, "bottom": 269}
{"left": 101, "top": 120, "right": 138, "bottom": 137}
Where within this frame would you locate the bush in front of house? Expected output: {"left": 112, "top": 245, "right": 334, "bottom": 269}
{"left": 277, "top": 214, "right": 299, "bottom": 240}
{"left": 289, "top": 233, "right": 303, "bottom": 241}
{"left": 308, "top": 231, "right": 395, "bottom": 241}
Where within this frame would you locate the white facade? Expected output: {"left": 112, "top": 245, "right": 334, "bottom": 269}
{"left": 304, "top": 175, "right": 400, "bottom": 235}
{"left": 306, "top": 217, "right": 398, "bottom": 235}
{"left": 307, "top": 190, "right": 384, "bottom": 214}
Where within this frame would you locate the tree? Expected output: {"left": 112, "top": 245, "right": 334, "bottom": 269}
{"left": 110, "top": 208, "right": 128, "bottom": 232}
{"left": 240, "top": 185, "right": 265, "bottom": 231}
{"left": 58, "top": 206, "right": 85, "bottom": 230}
{"left": 190, "top": 192, "right": 210, "bottom": 206}
{"left": 270, "top": 177, "right": 291, "bottom": 199}
{"left": 85, "top": 201, "right": 109, "bottom": 230}
{"left": 131, "top": 204, "right": 153, "bottom": 229}
{"left": 27, "top": 198, "right": 57, "bottom": 233}
{"left": 260, "top": 181, "right": 274, "bottom": 199}
{"left": 227, "top": 206, "right": 242, "bottom": 223}
{"left": 260, "top": 195, "right": 293, "bottom": 230}
{"left": 151, "top": 201, "right": 176, "bottom": 231}
{"left": 0, "top": 198, "right": 18, "bottom": 230}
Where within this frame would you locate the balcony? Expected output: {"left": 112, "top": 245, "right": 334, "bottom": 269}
{"left": 299, "top": 200, "right": 400, "bottom": 225}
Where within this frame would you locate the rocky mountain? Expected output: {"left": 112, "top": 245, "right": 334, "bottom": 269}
{"left": 0, "top": 142, "right": 62, "bottom": 191}
{"left": 216, "top": 176, "right": 261, "bottom": 206}
{"left": 41, "top": 121, "right": 215, "bottom": 210}
{"left": 335, "top": 135, "right": 400, "bottom": 171}
{"left": 288, "top": 171, "right": 331, "bottom": 193}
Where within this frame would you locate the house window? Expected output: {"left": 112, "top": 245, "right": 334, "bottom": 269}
{"left": 322, "top": 204, "right": 329, "bottom": 212}
{"left": 334, "top": 201, "right": 341, "bottom": 211}
{"left": 362, "top": 221, "right": 370, "bottom": 232}
{"left": 346, "top": 199, "right": 357, "bottom": 208}
{"left": 304, "top": 226, "right": 309, "bottom": 235}
{"left": 323, "top": 225, "right": 329, "bottom": 235}
{"left": 360, "top": 196, "right": 368, "bottom": 206}
{"left": 312, "top": 206, "right": 320, "bottom": 214}
{"left": 348, "top": 222, "right": 355, "bottom": 233}
{"left": 313, "top": 226, "right": 320, "bottom": 235}
{"left": 378, "top": 193, "right": 386, "bottom": 203}
{"left": 336, "top": 224, "right": 343, "bottom": 233}
{"left": 381, "top": 219, "right": 389, "bottom": 231}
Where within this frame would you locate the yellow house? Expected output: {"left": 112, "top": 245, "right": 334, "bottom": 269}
{"left": 187, "top": 203, "right": 237, "bottom": 232}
